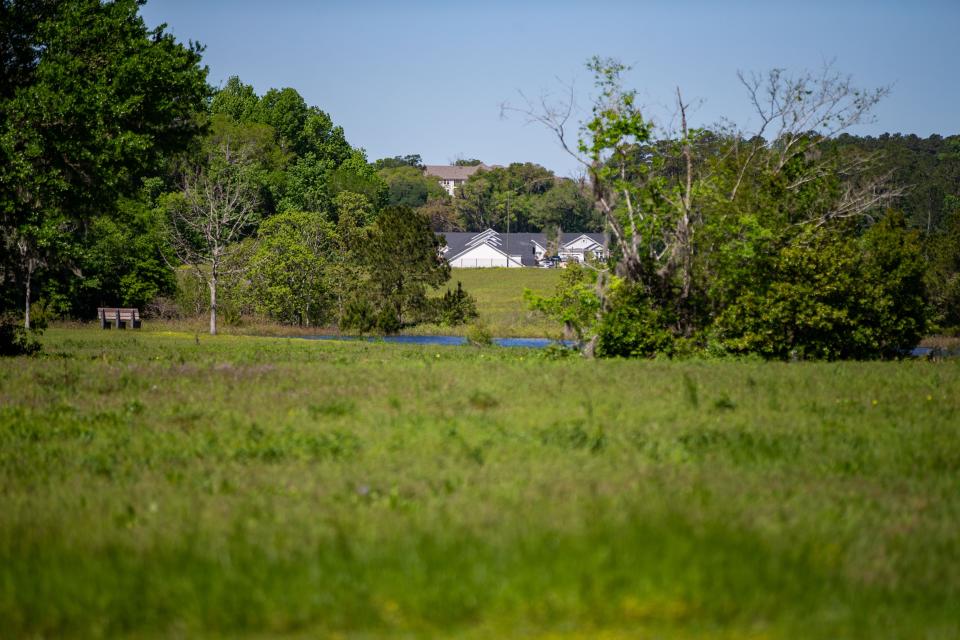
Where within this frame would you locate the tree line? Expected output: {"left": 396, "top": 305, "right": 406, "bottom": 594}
{"left": 521, "top": 58, "right": 959, "bottom": 359}
{"left": 0, "top": 0, "right": 475, "bottom": 345}
{"left": 373, "top": 155, "right": 603, "bottom": 233}
{"left": 1, "top": 3, "right": 957, "bottom": 358}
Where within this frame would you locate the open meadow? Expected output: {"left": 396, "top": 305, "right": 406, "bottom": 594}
{"left": 417, "top": 268, "right": 563, "bottom": 338}
{"left": 1, "top": 328, "right": 959, "bottom": 638}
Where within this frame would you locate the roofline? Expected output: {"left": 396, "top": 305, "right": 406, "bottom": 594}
{"left": 565, "top": 233, "right": 604, "bottom": 246}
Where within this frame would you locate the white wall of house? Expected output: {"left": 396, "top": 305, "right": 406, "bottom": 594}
{"left": 449, "top": 243, "right": 523, "bottom": 268}
{"left": 559, "top": 235, "right": 604, "bottom": 262}
{"left": 439, "top": 179, "right": 463, "bottom": 196}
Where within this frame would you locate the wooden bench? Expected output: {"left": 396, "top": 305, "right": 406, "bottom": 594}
{"left": 97, "top": 307, "right": 142, "bottom": 329}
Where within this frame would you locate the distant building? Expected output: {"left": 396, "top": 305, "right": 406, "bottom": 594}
{"left": 423, "top": 164, "right": 490, "bottom": 196}
{"left": 439, "top": 229, "right": 605, "bottom": 268}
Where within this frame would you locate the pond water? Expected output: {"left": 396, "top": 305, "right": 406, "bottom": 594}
{"left": 300, "top": 334, "right": 575, "bottom": 348}
{"left": 297, "top": 335, "right": 951, "bottom": 357}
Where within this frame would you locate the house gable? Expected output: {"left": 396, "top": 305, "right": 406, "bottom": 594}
{"left": 448, "top": 241, "right": 523, "bottom": 268}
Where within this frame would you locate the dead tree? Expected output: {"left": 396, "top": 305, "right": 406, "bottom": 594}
{"left": 167, "top": 134, "right": 261, "bottom": 335}
{"left": 729, "top": 62, "right": 902, "bottom": 221}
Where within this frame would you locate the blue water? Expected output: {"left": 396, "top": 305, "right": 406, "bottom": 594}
{"left": 298, "top": 335, "right": 949, "bottom": 357}
{"left": 300, "top": 334, "right": 575, "bottom": 348}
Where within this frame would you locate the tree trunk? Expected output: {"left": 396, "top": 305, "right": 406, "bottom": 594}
{"left": 24, "top": 266, "right": 31, "bottom": 330}
{"left": 208, "top": 275, "right": 218, "bottom": 335}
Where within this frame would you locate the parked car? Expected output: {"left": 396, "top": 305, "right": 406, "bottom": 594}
{"left": 538, "top": 255, "right": 561, "bottom": 268}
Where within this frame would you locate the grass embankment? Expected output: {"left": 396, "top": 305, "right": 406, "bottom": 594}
{"left": 2, "top": 329, "right": 959, "bottom": 638}
{"left": 415, "top": 267, "right": 561, "bottom": 338}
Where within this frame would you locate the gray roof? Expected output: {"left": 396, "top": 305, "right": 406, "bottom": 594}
{"left": 423, "top": 164, "right": 488, "bottom": 181}
{"left": 439, "top": 230, "right": 605, "bottom": 267}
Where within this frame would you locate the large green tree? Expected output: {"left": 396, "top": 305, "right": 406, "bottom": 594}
{"left": 165, "top": 116, "right": 281, "bottom": 335}
{"left": 0, "top": 0, "right": 208, "bottom": 327}
{"left": 360, "top": 206, "right": 449, "bottom": 330}
{"left": 454, "top": 163, "right": 598, "bottom": 232}
{"left": 378, "top": 164, "right": 447, "bottom": 208}
{"left": 516, "top": 58, "right": 927, "bottom": 359}
{"left": 246, "top": 210, "right": 336, "bottom": 326}
{"left": 210, "top": 77, "right": 355, "bottom": 218}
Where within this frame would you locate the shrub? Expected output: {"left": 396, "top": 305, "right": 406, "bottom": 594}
{"left": 466, "top": 322, "right": 493, "bottom": 346}
{"left": 432, "top": 281, "right": 478, "bottom": 326}
{"left": 340, "top": 298, "right": 376, "bottom": 333}
{"left": 596, "top": 281, "right": 675, "bottom": 358}
{"left": 143, "top": 296, "right": 183, "bottom": 320}
{"left": 714, "top": 214, "right": 927, "bottom": 359}
{"left": 374, "top": 307, "right": 402, "bottom": 334}
{"left": 0, "top": 314, "right": 42, "bottom": 357}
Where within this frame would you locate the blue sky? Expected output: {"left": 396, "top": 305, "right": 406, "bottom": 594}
{"left": 141, "top": 1, "right": 959, "bottom": 177}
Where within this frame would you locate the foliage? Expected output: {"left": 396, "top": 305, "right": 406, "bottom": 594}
{"left": 418, "top": 196, "right": 464, "bottom": 231}
{"left": 276, "top": 153, "right": 331, "bottom": 214}
{"left": 362, "top": 206, "right": 450, "bottom": 329}
{"left": 595, "top": 280, "right": 675, "bottom": 358}
{"left": 925, "top": 203, "right": 960, "bottom": 330}
{"left": 212, "top": 76, "right": 352, "bottom": 165}
{"left": 522, "top": 57, "right": 931, "bottom": 359}
{"left": 713, "top": 214, "right": 926, "bottom": 359}
{"left": 55, "top": 189, "right": 177, "bottom": 313}
{"left": 827, "top": 133, "right": 960, "bottom": 235}
{"left": 432, "top": 281, "right": 479, "bottom": 326}
{"left": 332, "top": 191, "right": 375, "bottom": 226}
{"left": 210, "top": 76, "right": 356, "bottom": 220}
{"left": 165, "top": 116, "right": 275, "bottom": 334}
{"left": 173, "top": 252, "right": 252, "bottom": 327}
{"left": 246, "top": 211, "right": 336, "bottom": 326}
{"left": 0, "top": 312, "right": 41, "bottom": 356}
{"left": 465, "top": 321, "right": 493, "bottom": 345}
{"left": 378, "top": 164, "right": 447, "bottom": 208}
{"left": 328, "top": 149, "right": 388, "bottom": 209}
{"left": 0, "top": 0, "right": 208, "bottom": 326}
{"left": 455, "top": 162, "right": 599, "bottom": 232}
{"left": 524, "top": 263, "right": 600, "bottom": 345}
{"left": 372, "top": 154, "right": 424, "bottom": 170}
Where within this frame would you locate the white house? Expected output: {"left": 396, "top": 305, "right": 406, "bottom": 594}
{"left": 439, "top": 229, "right": 606, "bottom": 268}
{"left": 442, "top": 229, "right": 524, "bottom": 268}
{"left": 423, "top": 164, "right": 489, "bottom": 196}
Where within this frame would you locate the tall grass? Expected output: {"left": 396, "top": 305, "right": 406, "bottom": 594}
{"left": 1, "top": 329, "right": 958, "bottom": 638}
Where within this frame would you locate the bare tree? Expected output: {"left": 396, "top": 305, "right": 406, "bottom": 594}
{"left": 505, "top": 58, "right": 899, "bottom": 351}
{"left": 16, "top": 236, "right": 39, "bottom": 330}
{"left": 166, "top": 129, "right": 262, "bottom": 335}
{"left": 729, "top": 62, "right": 902, "bottom": 222}
{"left": 503, "top": 58, "right": 701, "bottom": 335}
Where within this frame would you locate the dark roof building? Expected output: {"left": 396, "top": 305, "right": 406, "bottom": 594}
{"left": 438, "top": 229, "right": 605, "bottom": 268}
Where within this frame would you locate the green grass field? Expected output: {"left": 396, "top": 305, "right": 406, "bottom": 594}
{"left": 2, "top": 329, "right": 959, "bottom": 638}
{"left": 415, "top": 267, "right": 562, "bottom": 337}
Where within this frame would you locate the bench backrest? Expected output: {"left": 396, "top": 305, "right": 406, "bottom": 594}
{"left": 97, "top": 307, "right": 140, "bottom": 321}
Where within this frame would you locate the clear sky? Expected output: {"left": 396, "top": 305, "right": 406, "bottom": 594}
{"left": 141, "top": 0, "right": 959, "bottom": 177}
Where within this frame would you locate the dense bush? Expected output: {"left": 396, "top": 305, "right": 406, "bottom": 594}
{"left": 713, "top": 214, "right": 926, "bottom": 359}
{"left": 0, "top": 314, "right": 42, "bottom": 356}
{"left": 432, "top": 281, "right": 479, "bottom": 326}
{"left": 596, "top": 281, "right": 675, "bottom": 358}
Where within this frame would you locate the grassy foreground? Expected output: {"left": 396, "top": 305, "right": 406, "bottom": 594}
{"left": 1, "top": 329, "right": 959, "bottom": 638}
